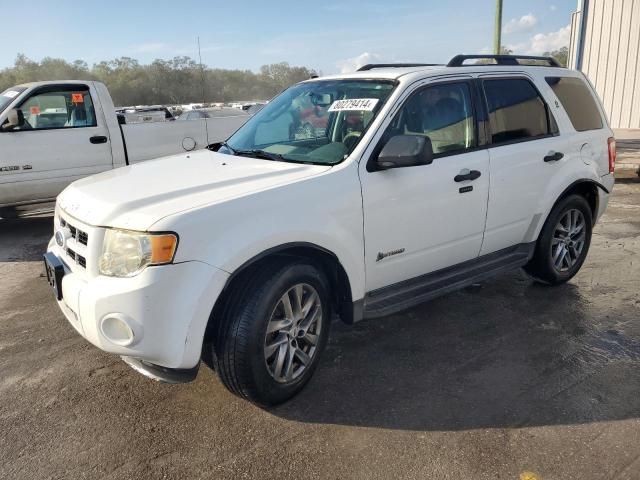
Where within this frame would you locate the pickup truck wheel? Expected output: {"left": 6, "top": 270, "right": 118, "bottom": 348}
{"left": 524, "top": 194, "right": 593, "bottom": 285}
{"left": 0, "top": 207, "right": 18, "bottom": 219}
{"left": 212, "top": 260, "right": 331, "bottom": 405}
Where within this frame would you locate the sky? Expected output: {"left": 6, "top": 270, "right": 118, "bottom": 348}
{"left": 0, "top": 0, "right": 576, "bottom": 74}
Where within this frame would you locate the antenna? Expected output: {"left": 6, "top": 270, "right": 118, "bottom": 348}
{"left": 197, "top": 36, "right": 206, "bottom": 105}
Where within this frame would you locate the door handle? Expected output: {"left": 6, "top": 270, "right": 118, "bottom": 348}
{"left": 454, "top": 169, "right": 482, "bottom": 182}
{"left": 90, "top": 135, "right": 108, "bottom": 144}
{"left": 544, "top": 151, "right": 564, "bottom": 162}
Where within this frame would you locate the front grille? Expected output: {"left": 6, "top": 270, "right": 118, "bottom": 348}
{"left": 66, "top": 248, "right": 87, "bottom": 269}
{"left": 60, "top": 217, "right": 89, "bottom": 246}
{"left": 58, "top": 214, "right": 91, "bottom": 270}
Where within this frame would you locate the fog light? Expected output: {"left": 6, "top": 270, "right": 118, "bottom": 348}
{"left": 100, "top": 314, "right": 135, "bottom": 346}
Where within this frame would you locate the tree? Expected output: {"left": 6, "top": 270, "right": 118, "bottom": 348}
{"left": 475, "top": 46, "right": 513, "bottom": 64}
{"left": 0, "top": 54, "right": 315, "bottom": 106}
{"left": 543, "top": 47, "right": 569, "bottom": 67}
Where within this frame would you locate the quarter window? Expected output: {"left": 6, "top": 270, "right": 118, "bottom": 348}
{"left": 545, "top": 76, "right": 603, "bottom": 131}
{"left": 16, "top": 88, "right": 97, "bottom": 131}
{"left": 483, "top": 78, "right": 550, "bottom": 144}
{"left": 384, "top": 82, "right": 476, "bottom": 156}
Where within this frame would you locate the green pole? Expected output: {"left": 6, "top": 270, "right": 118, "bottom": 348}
{"left": 494, "top": 0, "right": 503, "bottom": 54}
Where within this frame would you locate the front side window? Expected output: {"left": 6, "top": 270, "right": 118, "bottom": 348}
{"left": 545, "top": 76, "right": 603, "bottom": 132}
{"left": 483, "top": 78, "right": 550, "bottom": 144}
{"left": 381, "top": 82, "right": 476, "bottom": 156}
{"left": 225, "top": 80, "right": 396, "bottom": 165}
{"left": 15, "top": 88, "right": 97, "bottom": 131}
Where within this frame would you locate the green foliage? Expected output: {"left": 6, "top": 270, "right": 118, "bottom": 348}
{"left": 475, "top": 46, "right": 513, "bottom": 64}
{"left": 543, "top": 47, "right": 569, "bottom": 67}
{"left": 0, "top": 54, "right": 316, "bottom": 106}
{"left": 475, "top": 46, "right": 568, "bottom": 67}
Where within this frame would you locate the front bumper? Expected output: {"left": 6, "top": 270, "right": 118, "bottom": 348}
{"left": 47, "top": 238, "right": 229, "bottom": 371}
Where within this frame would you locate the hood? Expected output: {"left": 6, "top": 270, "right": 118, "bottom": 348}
{"left": 58, "top": 149, "right": 331, "bottom": 230}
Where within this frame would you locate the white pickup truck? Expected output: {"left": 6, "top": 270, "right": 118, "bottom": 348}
{"left": 0, "top": 80, "right": 248, "bottom": 216}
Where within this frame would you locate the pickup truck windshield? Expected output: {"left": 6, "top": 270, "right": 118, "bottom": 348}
{"left": 224, "top": 79, "right": 396, "bottom": 165}
{"left": 0, "top": 87, "right": 26, "bottom": 115}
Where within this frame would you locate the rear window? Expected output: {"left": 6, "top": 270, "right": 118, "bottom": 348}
{"left": 483, "top": 78, "right": 550, "bottom": 144}
{"left": 545, "top": 76, "right": 603, "bottom": 132}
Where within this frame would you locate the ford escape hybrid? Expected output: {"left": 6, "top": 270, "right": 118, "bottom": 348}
{"left": 45, "top": 55, "right": 615, "bottom": 405}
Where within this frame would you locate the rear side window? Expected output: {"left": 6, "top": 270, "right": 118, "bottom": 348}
{"left": 483, "top": 78, "right": 550, "bottom": 144}
{"left": 545, "top": 76, "right": 603, "bottom": 131}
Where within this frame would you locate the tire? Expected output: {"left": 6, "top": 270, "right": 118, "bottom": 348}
{"left": 0, "top": 207, "right": 18, "bottom": 219}
{"left": 210, "top": 259, "right": 331, "bottom": 406}
{"left": 524, "top": 194, "right": 593, "bottom": 285}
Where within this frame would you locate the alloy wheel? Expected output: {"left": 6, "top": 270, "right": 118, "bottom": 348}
{"left": 264, "top": 283, "right": 323, "bottom": 383}
{"left": 551, "top": 208, "right": 586, "bottom": 272}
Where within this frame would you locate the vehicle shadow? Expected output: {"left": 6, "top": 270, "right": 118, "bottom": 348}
{"left": 0, "top": 216, "right": 52, "bottom": 262}
{"left": 615, "top": 176, "right": 640, "bottom": 184}
{"left": 271, "top": 271, "right": 640, "bottom": 431}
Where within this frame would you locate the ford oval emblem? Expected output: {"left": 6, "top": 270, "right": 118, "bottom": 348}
{"left": 55, "top": 229, "right": 67, "bottom": 248}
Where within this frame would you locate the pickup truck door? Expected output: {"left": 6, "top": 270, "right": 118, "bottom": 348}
{"left": 359, "top": 78, "right": 490, "bottom": 292}
{"left": 0, "top": 83, "right": 113, "bottom": 207}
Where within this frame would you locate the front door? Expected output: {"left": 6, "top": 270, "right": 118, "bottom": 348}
{"left": 359, "top": 79, "right": 490, "bottom": 292}
{"left": 0, "top": 83, "right": 113, "bottom": 206}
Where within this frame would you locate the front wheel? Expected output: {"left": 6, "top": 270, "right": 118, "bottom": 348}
{"left": 211, "top": 260, "right": 331, "bottom": 405}
{"left": 524, "top": 194, "right": 593, "bottom": 285}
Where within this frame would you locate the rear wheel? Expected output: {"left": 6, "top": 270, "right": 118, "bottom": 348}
{"left": 524, "top": 194, "right": 593, "bottom": 285}
{"left": 210, "top": 260, "right": 331, "bottom": 405}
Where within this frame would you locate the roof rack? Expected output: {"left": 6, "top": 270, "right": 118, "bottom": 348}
{"left": 357, "top": 63, "right": 442, "bottom": 71}
{"left": 447, "top": 54, "right": 562, "bottom": 67}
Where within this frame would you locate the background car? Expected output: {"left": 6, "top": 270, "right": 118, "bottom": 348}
{"left": 177, "top": 110, "right": 211, "bottom": 121}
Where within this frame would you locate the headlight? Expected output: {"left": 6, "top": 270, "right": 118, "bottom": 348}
{"left": 99, "top": 229, "right": 178, "bottom": 278}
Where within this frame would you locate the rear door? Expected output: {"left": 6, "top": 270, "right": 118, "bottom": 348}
{"left": 0, "top": 83, "right": 113, "bottom": 206}
{"left": 478, "top": 75, "right": 570, "bottom": 255}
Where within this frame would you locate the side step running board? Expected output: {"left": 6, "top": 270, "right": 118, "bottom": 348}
{"left": 363, "top": 243, "right": 535, "bottom": 319}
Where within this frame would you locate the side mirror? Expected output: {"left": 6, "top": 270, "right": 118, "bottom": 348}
{"left": 1, "top": 109, "right": 25, "bottom": 131}
{"left": 376, "top": 135, "right": 434, "bottom": 170}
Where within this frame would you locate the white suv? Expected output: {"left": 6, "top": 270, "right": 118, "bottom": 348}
{"left": 45, "top": 55, "right": 616, "bottom": 405}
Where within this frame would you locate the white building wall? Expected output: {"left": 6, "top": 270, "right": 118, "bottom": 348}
{"left": 570, "top": 0, "right": 640, "bottom": 129}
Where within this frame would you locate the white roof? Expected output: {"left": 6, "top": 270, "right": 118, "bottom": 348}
{"left": 12, "top": 80, "right": 96, "bottom": 89}
{"left": 308, "top": 64, "right": 572, "bottom": 84}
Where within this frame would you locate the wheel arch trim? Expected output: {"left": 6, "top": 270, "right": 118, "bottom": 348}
{"left": 216, "top": 241, "right": 360, "bottom": 325}
{"left": 528, "top": 178, "right": 607, "bottom": 244}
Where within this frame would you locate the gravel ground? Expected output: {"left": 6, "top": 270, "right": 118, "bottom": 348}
{"left": 1, "top": 175, "right": 639, "bottom": 480}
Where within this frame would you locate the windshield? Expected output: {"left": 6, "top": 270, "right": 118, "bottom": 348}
{"left": 224, "top": 79, "right": 396, "bottom": 165}
{"left": 0, "top": 87, "right": 26, "bottom": 115}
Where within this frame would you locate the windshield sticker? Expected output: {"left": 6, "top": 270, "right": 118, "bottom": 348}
{"left": 3, "top": 90, "right": 20, "bottom": 99}
{"left": 328, "top": 98, "right": 379, "bottom": 112}
{"left": 71, "top": 93, "right": 84, "bottom": 104}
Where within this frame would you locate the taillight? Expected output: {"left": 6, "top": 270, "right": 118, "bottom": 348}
{"left": 607, "top": 137, "right": 616, "bottom": 173}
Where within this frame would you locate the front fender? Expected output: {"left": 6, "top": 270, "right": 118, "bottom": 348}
{"left": 152, "top": 161, "right": 367, "bottom": 301}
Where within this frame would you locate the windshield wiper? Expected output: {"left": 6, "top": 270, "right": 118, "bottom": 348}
{"left": 233, "top": 149, "right": 287, "bottom": 162}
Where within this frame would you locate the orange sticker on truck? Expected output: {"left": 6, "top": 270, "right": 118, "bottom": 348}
{"left": 30, "top": 106, "right": 41, "bottom": 115}
{"left": 71, "top": 93, "right": 84, "bottom": 104}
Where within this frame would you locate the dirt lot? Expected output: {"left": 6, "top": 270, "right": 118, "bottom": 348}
{"left": 1, "top": 176, "right": 639, "bottom": 480}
